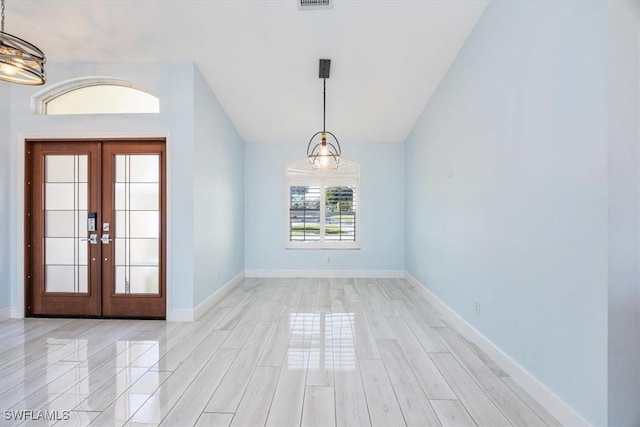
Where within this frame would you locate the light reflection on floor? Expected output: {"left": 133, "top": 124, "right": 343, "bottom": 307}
{"left": 288, "top": 312, "right": 356, "bottom": 371}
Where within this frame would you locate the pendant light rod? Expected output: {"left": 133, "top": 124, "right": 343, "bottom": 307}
{"left": 323, "top": 77, "right": 326, "bottom": 132}
{"left": 319, "top": 58, "right": 330, "bottom": 132}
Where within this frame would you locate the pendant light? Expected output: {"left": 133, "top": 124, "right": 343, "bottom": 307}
{"left": 0, "top": 0, "right": 46, "bottom": 85}
{"left": 307, "top": 59, "right": 341, "bottom": 170}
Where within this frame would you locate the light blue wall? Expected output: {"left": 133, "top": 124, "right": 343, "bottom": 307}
{"left": 193, "top": 67, "right": 245, "bottom": 304}
{"left": 5, "top": 61, "right": 197, "bottom": 313}
{"left": 607, "top": 2, "right": 640, "bottom": 425}
{"left": 405, "top": 1, "right": 608, "bottom": 424}
{"left": 245, "top": 141, "right": 404, "bottom": 273}
{"left": 0, "top": 83, "right": 11, "bottom": 313}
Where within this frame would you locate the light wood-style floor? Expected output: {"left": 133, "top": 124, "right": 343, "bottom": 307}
{"left": 0, "top": 278, "right": 560, "bottom": 427}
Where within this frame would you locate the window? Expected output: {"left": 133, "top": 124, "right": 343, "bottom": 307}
{"left": 35, "top": 78, "right": 160, "bottom": 115}
{"left": 285, "top": 159, "right": 360, "bottom": 249}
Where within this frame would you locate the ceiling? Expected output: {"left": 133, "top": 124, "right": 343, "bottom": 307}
{"left": 4, "top": 0, "right": 487, "bottom": 143}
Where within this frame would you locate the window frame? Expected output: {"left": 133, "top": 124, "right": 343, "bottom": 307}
{"left": 285, "top": 159, "right": 361, "bottom": 250}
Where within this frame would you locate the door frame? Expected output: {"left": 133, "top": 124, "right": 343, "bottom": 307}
{"left": 22, "top": 136, "right": 170, "bottom": 319}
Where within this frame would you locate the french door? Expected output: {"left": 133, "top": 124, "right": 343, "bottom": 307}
{"left": 25, "top": 139, "right": 166, "bottom": 318}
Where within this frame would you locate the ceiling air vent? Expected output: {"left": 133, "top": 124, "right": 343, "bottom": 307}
{"left": 298, "top": 0, "right": 332, "bottom": 11}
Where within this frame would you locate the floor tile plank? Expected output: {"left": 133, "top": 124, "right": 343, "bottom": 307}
{"left": 399, "top": 285, "right": 447, "bottom": 328}
{"left": 258, "top": 311, "right": 294, "bottom": 367}
{"left": 266, "top": 368, "right": 306, "bottom": 427}
{"left": 376, "top": 278, "right": 407, "bottom": 301}
{"left": 430, "top": 399, "right": 477, "bottom": 427}
{"left": 368, "top": 280, "right": 401, "bottom": 318}
{"left": 347, "top": 305, "right": 380, "bottom": 360}
{"left": 150, "top": 311, "right": 229, "bottom": 371}
{"left": 353, "top": 279, "right": 394, "bottom": 339}
{"left": 386, "top": 317, "right": 456, "bottom": 400}
{"left": 301, "top": 386, "right": 336, "bottom": 427}
{"left": 88, "top": 370, "right": 169, "bottom": 425}
{"left": 334, "top": 361, "right": 371, "bottom": 427}
{"left": 393, "top": 300, "right": 447, "bottom": 352}
{"left": 434, "top": 327, "right": 546, "bottom": 426}
{"left": 126, "top": 330, "right": 232, "bottom": 424}
{"left": 430, "top": 353, "right": 511, "bottom": 427}
{"left": 195, "top": 413, "right": 234, "bottom": 427}
{"left": 306, "top": 310, "right": 335, "bottom": 387}
{"left": 501, "top": 376, "right": 563, "bottom": 427}
{"left": 53, "top": 410, "right": 101, "bottom": 427}
{"left": 359, "top": 359, "right": 406, "bottom": 427}
{"left": 221, "top": 302, "right": 268, "bottom": 349}
{"left": 230, "top": 366, "right": 280, "bottom": 427}
{"left": 377, "top": 339, "right": 441, "bottom": 426}
{"left": 159, "top": 348, "right": 238, "bottom": 426}
{"left": 204, "top": 321, "right": 275, "bottom": 413}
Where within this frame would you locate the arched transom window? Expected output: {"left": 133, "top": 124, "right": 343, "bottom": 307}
{"left": 36, "top": 78, "right": 160, "bottom": 115}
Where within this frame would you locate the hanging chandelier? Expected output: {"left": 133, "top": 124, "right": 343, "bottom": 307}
{"left": 0, "top": 0, "right": 46, "bottom": 85}
{"left": 307, "top": 59, "right": 341, "bottom": 170}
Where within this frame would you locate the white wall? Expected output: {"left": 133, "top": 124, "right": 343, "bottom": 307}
{"left": 193, "top": 67, "right": 245, "bottom": 304}
{"left": 245, "top": 141, "right": 404, "bottom": 275}
{"left": 405, "top": 1, "right": 609, "bottom": 424}
{"left": 4, "top": 61, "right": 197, "bottom": 315}
{"left": 607, "top": 2, "right": 640, "bottom": 426}
{"left": 0, "top": 83, "right": 12, "bottom": 317}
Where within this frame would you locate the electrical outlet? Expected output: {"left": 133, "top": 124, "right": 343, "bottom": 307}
{"left": 327, "top": 257, "right": 331, "bottom": 263}
{"left": 474, "top": 301, "right": 480, "bottom": 315}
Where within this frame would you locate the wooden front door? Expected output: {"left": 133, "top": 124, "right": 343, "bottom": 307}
{"left": 26, "top": 139, "right": 166, "bottom": 318}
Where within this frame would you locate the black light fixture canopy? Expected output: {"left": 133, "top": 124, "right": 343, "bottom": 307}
{"left": 319, "top": 58, "right": 330, "bottom": 78}
{"left": 0, "top": 0, "right": 46, "bottom": 85}
{"left": 307, "top": 58, "right": 341, "bottom": 170}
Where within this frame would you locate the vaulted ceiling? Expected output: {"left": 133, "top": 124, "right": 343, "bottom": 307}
{"left": 5, "top": 0, "right": 487, "bottom": 143}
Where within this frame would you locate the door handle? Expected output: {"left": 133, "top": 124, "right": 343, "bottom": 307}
{"left": 82, "top": 234, "right": 98, "bottom": 245}
{"left": 101, "top": 234, "right": 113, "bottom": 244}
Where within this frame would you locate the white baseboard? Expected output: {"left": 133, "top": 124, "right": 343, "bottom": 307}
{"left": 404, "top": 272, "right": 590, "bottom": 427}
{"left": 0, "top": 306, "right": 11, "bottom": 322}
{"left": 167, "top": 271, "right": 245, "bottom": 322}
{"left": 166, "top": 309, "right": 194, "bottom": 322}
{"left": 244, "top": 269, "right": 404, "bottom": 278}
{"left": 11, "top": 306, "right": 23, "bottom": 319}
{"left": 194, "top": 271, "right": 244, "bottom": 320}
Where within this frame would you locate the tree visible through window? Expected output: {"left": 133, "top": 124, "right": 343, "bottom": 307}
{"left": 324, "top": 186, "right": 356, "bottom": 242}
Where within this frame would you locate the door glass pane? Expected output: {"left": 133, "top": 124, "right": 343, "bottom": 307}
{"left": 115, "top": 154, "right": 159, "bottom": 183}
{"left": 115, "top": 266, "right": 159, "bottom": 294}
{"left": 45, "top": 155, "right": 88, "bottom": 183}
{"left": 47, "top": 211, "right": 84, "bottom": 237}
{"left": 44, "top": 155, "right": 89, "bottom": 293}
{"left": 114, "top": 154, "right": 160, "bottom": 294}
{"left": 116, "top": 239, "right": 158, "bottom": 266}
{"left": 115, "top": 183, "right": 159, "bottom": 210}
{"left": 45, "top": 238, "right": 74, "bottom": 265}
{"left": 45, "top": 183, "right": 87, "bottom": 210}
{"left": 46, "top": 266, "right": 75, "bottom": 292}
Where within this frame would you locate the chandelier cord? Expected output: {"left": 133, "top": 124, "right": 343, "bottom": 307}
{"left": 1, "top": 0, "right": 5, "bottom": 33}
